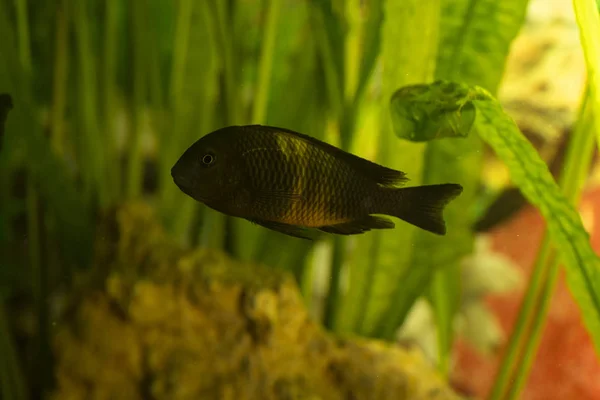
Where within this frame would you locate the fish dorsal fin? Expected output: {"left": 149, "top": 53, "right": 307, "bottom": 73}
{"left": 243, "top": 125, "right": 409, "bottom": 187}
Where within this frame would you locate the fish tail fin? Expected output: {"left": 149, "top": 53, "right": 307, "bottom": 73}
{"left": 380, "top": 184, "right": 463, "bottom": 235}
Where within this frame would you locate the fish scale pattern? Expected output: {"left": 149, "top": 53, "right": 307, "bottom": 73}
{"left": 235, "top": 128, "right": 373, "bottom": 227}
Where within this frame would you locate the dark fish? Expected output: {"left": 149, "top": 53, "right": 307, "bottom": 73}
{"left": 171, "top": 125, "right": 463, "bottom": 239}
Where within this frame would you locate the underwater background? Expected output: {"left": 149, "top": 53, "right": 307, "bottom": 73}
{"left": 2, "top": 0, "right": 600, "bottom": 399}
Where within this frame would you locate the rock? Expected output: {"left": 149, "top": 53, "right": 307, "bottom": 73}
{"left": 51, "top": 203, "right": 461, "bottom": 400}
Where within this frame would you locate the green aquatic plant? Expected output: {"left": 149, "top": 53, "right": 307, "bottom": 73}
{"left": 1, "top": 0, "right": 600, "bottom": 398}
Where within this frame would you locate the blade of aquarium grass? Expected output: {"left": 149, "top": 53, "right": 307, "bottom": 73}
{"left": 169, "top": 0, "right": 220, "bottom": 244}
{"left": 0, "top": 1, "right": 93, "bottom": 269}
{"left": 102, "top": 0, "right": 120, "bottom": 199}
{"left": 390, "top": 80, "right": 600, "bottom": 360}
{"left": 0, "top": 303, "right": 28, "bottom": 400}
{"left": 428, "top": 262, "right": 462, "bottom": 375}
{"left": 237, "top": 0, "right": 284, "bottom": 261}
{"left": 211, "top": 0, "right": 241, "bottom": 255}
{"left": 353, "top": 0, "right": 382, "bottom": 106}
{"left": 50, "top": 0, "right": 70, "bottom": 158}
{"left": 573, "top": 0, "right": 600, "bottom": 151}
{"left": 251, "top": 0, "right": 281, "bottom": 124}
{"left": 436, "top": 0, "right": 529, "bottom": 94}
{"left": 307, "top": 0, "right": 349, "bottom": 330}
{"left": 254, "top": 1, "right": 325, "bottom": 276}
{"left": 350, "top": 0, "right": 440, "bottom": 336}
{"left": 490, "top": 89, "right": 596, "bottom": 400}
{"left": 126, "top": 0, "right": 150, "bottom": 199}
{"left": 309, "top": 0, "right": 345, "bottom": 118}
{"left": 15, "top": 9, "right": 49, "bottom": 389}
{"left": 399, "top": 0, "right": 530, "bottom": 368}
{"left": 72, "top": 0, "right": 110, "bottom": 207}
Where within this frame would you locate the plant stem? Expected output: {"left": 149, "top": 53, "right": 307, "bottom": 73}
{"left": 310, "top": 4, "right": 343, "bottom": 117}
{"left": 50, "top": 0, "right": 69, "bottom": 157}
{"left": 0, "top": 304, "right": 28, "bottom": 400}
{"left": 159, "top": 0, "right": 192, "bottom": 217}
{"left": 14, "top": 0, "right": 31, "bottom": 72}
{"left": 324, "top": 237, "right": 345, "bottom": 329}
{"left": 103, "top": 0, "right": 120, "bottom": 200}
{"left": 212, "top": 0, "right": 240, "bottom": 255}
{"left": 251, "top": 0, "right": 281, "bottom": 124}
{"left": 26, "top": 179, "right": 50, "bottom": 396}
{"left": 126, "top": 0, "right": 148, "bottom": 199}
{"left": 73, "top": 0, "right": 108, "bottom": 207}
{"left": 354, "top": 236, "right": 381, "bottom": 332}
{"left": 214, "top": 0, "right": 239, "bottom": 124}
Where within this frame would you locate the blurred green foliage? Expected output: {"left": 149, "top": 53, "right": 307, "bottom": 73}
{"left": 1, "top": 0, "right": 600, "bottom": 399}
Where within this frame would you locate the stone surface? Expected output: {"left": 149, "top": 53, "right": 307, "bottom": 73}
{"left": 51, "top": 204, "right": 461, "bottom": 400}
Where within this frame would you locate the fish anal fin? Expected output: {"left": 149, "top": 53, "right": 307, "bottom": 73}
{"left": 247, "top": 218, "right": 317, "bottom": 240}
{"left": 319, "top": 216, "right": 395, "bottom": 235}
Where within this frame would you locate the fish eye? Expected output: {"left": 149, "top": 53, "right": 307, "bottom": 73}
{"left": 201, "top": 152, "right": 216, "bottom": 167}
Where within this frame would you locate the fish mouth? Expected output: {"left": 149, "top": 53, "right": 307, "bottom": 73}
{"left": 171, "top": 168, "right": 195, "bottom": 192}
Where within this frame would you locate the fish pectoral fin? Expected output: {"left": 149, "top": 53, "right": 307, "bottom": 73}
{"left": 319, "top": 216, "right": 395, "bottom": 235}
{"left": 247, "top": 219, "right": 317, "bottom": 240}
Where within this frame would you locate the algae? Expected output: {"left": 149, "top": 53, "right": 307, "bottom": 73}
{"left": 51, "top": 203, "right": 461, "bottom": 400}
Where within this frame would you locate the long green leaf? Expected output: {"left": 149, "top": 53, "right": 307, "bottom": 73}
{"left": 436, "top": 0, "right": 528, "bottom": 94}
{"left": 410, "top": 0, "right": 530, "bottom": 368}
{"left": 169, "top": 0, "right": 220, "bottom": 243}
{"left": 0, "top": 1, "right": 93, "bottom": 269}
{"left": 391, "top": 80, "right": 600, "bottom": 357}
{"left": 0, "top": 304, "right": 28, "bottom": 400}
{"left": 72, "top": 0, "right": 110, "bottom": 207}
{"left": 490, "top": 88, "right": 597, "bottom": 400}
{"left": 309, "top": 0, "right": 345, "bottom": 118}
{"left": 349, "top": 0, "right": 440, "bottom": 336}
{"left": 254, "top": 0, "right": 325, "bottom": 276}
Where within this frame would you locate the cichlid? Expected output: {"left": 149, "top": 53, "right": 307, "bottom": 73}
{"left": 171, "top": 125, "right": 463, "bottom": 239}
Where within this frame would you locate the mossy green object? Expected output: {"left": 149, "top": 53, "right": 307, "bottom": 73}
{"left": 51, "top": 203, "right": 461, "bottom": 400}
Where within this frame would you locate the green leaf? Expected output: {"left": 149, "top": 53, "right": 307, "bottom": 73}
{"left": 166, "top": 0, "right": 221, "bottom": 242}
{"left": 0, "top": 1, "right": 93, "bottom": 269}
{"left": 490, "top": 89, "right": 597, "bottom": 400}
{"left": 391, "top": 80, "right": 600, "bottom": 357}
{"left": 0, "top": 304, "right": 28, "bottom": 400}
{"left": 353, "top": 0, "right": 383, "bottom": 104}
{"left": 309, "top": 0, "right": 345, "bottom": 116}
{"left": 343, "top": 0, "right": 441, "bottom": 336}
{"left": 390, "top": 82, "right": 479, "bottom": 142}
{"left": 395, "top": 0, "right": 530, "bottom": 364}
{"left": 71, "top": 0, "right": 111, "bottom": 206}
{"left": 428, "top": 262, "right": 462, "bottom": 374}
{"left": 436, "top": 0, "right": 529, "bottom": 94}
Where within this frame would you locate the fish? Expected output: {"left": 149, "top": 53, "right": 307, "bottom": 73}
{"left": 171, "top": 125, "right": 463, "bottom": 239}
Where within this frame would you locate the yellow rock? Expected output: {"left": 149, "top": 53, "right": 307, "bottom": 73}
{"left": 51, "top": 203, "right": 462, "bottom": 400}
